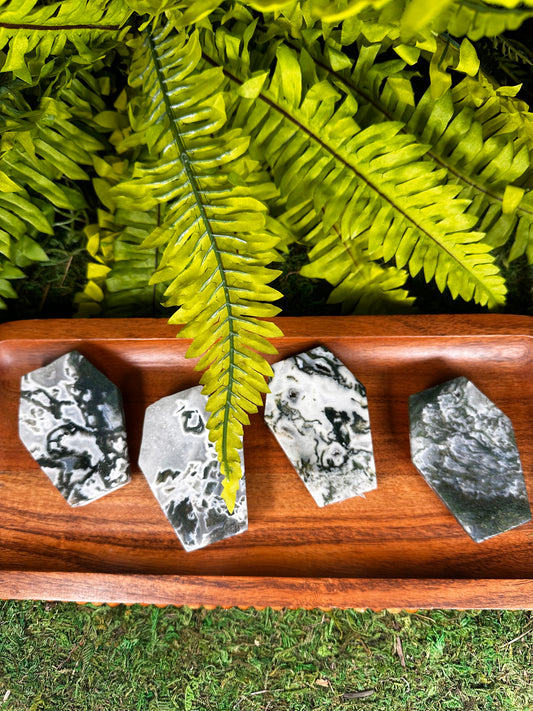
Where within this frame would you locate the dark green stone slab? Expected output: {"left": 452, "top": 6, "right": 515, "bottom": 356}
{"left": 409, "top": 376, "right": 531, "bottom": 543}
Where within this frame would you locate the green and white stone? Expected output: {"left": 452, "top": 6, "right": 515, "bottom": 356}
{"left": 138, "top": 385, "right": 247, "bottom": 552}
{"left": 19, "top": 351, "right": 130, "bottom": 506}
{"left": 409, "top": 376, "right": 531, "bottom": 542}
{"left": 264, "top": 346, "right": 376, "bottom": 507}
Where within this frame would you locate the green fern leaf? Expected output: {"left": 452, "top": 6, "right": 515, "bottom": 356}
{"left": 112, "top": 22, "right": 282, "bottom": 512}
{"left": 324, "top": 0, "right": 533, "bottom": 57}
{"left": 0, "top": 80, "right": 105, "bottom": 304}
{"left": 299, "top": 0, "right": 391, "bottom": 21}
{"left": 210, "top": 37, "right": 506, "bottom": 307}
{"left": 0, "top": 0, "right": 131, "bottom": 82}
{"left": 300, "top": 219, "right": 415, "bottom": 312}
{"left": 0, "top": 94, "right": 103, "bottom": 201}
{"left": 294, "top": 38, "right": 533, "bottom": 266}
{"left": 76, "top": 207, "right": 167, "bottom": 317}
{"left": 403, "top": 84, "right": 533, "bottom": 260}
{"left": 357, "top": 46, "right": 533, "bottom": 261}
{"left": 432, "top": 1, "right": 533, "bottom": 40}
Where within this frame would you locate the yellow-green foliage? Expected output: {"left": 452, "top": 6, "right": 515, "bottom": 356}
{"left": 111, "top": 24, "right": 282, "bottom": 510}
{"left": 1, "top": 0, "right": 533, "bottom": 509}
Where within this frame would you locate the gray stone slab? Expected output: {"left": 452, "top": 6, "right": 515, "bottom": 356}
{"left": 19, "top": 351, "right": 130, "bottom": 506}
{"left": 264, "top": 345, "right": 377, "bottom": 507}
{"left": 409, "top": 376, "right": 531, "bottom": 542}
{"left": 138, "top": 385, "right": 247, "bottom": 552}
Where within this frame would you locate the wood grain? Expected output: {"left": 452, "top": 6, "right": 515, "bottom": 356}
{"left": 0, "top": 315, "right": 532, "bottom": 608}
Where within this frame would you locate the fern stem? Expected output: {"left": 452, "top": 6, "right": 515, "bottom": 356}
{"left": 148, "top": 32, "right": 236, "bottom": 476}
{"left": 202, "top": 51, "right": 498, "bottom": 299}
{"left": 0, "top": 23, "right": 122, "bottom": 30}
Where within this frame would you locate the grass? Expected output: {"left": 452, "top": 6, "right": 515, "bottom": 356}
{"left": 1, "top": 604, "right": 532, "bottom": 710}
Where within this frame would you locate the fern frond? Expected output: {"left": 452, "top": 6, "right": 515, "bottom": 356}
{"left": 303, "top": 0, "right": 390, "bottom": 22}
{"left": 399, "top": 0, "right": 533, "bottom": 41}
{"left": 300, "top": 220, "right": 416, "bottom": 313}
{"left": 76, "top": 207, "right": 167, "bottom": 316}
{"left": 0, "top": 88, "right": 104, "bottom": 304}
{"left": 208, "top": 38, "right": 506, "bottom": 307}
{"left": 364, "top": 46, "right": 533, "bottom": 261}
{"left": 59, "top": 66, "right": 110, "bottom": 121}
{"left": 112, "top": 22, "right": 282, "bottom": 512}
{"left": 0, "top": 0, "right": 130, "bottom": 30}
{"left": 403, "top": 85, "right": 533, "bottom": 261}
{"left": 320, "top": 1, "right": 533, "bottom": 67}
{"left": 0, "top": 0, "right": 131, "bottom": 82}
{"left": 490, "top": 34, "right": 533, "bottom": 67}
{"left": 293, "top": 40, "right": 533, "bottom": 264}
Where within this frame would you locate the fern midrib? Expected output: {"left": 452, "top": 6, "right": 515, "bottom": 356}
{"left": 492, "top": 36, "right": 533, "bottom": 66}
{"left": 0, "top": 22, "right": 122, "bottom": 30}
{"left": 203, "top": 51, "right": 498, "bottom": 298}
{"left": 148, "top": 32, "right": 237, "bottom": 474}
{"left": 333, "top": 221, "right": 362, "bottom": 275}
{"left": 306, "top": 48, "right": 533, "bottom": 220}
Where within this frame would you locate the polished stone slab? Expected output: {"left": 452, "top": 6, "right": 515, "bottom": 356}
{"left": 19, "top": 351, "right": 130, "bottom": 506}
{"left": 264, "top": 345, "right": 376, "bottom": 507}
{"left": 138, "top": 385, "right": 247, "bottom": 552}
{"left": 409, "top": 376, "right": 531, "bottom": 542}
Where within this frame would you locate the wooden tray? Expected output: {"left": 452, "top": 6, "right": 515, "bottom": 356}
{"left": 0, "top": 315, "right": 532, "bottom": 609}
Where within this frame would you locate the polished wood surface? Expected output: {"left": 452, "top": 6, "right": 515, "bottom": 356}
{"left": 0, "top": 315, "right": 532, "bottom": 608}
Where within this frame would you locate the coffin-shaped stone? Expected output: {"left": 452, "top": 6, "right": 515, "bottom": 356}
{"left": 264, "top": 346, "right": 377, "bottom": 507}
{"left": 138, "top": 385, "right": 247, "bottom": 552}
{"left": 19, "top": 351, "right": 130, "bottom": 506}
{"left": 409, "top": 376, "right": 531, "bottom": 542}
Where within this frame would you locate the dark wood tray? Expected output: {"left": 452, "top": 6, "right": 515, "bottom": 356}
{"left": 0, "top": 315, "right": 532, "bottom": 609}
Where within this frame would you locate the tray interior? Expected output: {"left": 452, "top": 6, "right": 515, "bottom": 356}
{"left": 1, "top": 321, "right": 532, "bottom": 581}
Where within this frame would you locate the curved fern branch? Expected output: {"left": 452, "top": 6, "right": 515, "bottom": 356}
{"left": 333, "top": 0, "right": 533, "bottom": 47}
{"left": 0, "top": 0, "right": 130, "bottom": 28}
{"left": 306, "top": 42, "right": 533, "bottom": 261}
{"left": 0, "top": 0, "right": 131, "bottom": 82}
{"left": 112, "top": 23, "right": 282, "bottom": 512}
{"left": 203, "top": 38, "right": 506, "bottom": 307}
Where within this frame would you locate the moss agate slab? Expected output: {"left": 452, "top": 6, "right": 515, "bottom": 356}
{"left": 264, "top": 346, "right": 376, "bottom": 507}
{"left": 138, "top": 385, "right": 247, "bottom": 552}
{"left": 19, "top": 351, "right": 130, "bottom": 506}
{"left": 409, "top": 376, "right": 531, "bottom": 542}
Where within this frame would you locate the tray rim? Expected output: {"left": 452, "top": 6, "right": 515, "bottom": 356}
{"left": 1, "top": 572, "right": 533, "bottom": 609}
{"left": 1, "top": 314, "right": 532, "bottom": 609}
{"left": 1, "top": 313, "right": 532, "bottom": 343}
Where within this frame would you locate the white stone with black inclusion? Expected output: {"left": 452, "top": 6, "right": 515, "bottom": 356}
{"left": 138, "top": 385, "right": 247, "bottom": 552}
{"left": 19, "top": 351, "right": 130, "bottom": 506}
{"left": 409, "top": 376, "right": 531, "bottom": 542}
{"left": 264, "top": 346, "right": 377, "bottom": 507}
